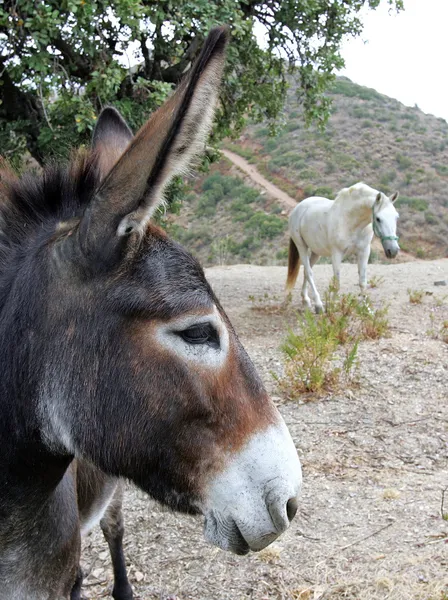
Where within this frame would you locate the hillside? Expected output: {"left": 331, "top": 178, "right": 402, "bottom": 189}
{"left": 168, "top": 76, "right": 448, "bottom": 265}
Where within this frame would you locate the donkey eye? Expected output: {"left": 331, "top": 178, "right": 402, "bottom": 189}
{"left": 178, "top": 324, "right": 220, "bottom": 348}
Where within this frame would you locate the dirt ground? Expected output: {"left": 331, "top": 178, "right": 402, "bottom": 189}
{"left": 81, "top": 260, "right": 448, "bottom": 600}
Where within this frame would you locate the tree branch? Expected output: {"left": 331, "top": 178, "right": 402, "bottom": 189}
{"left": 51, "top": 35, "right": 92, "bottom": 79}
{"left": 0, "top": 58, "right": 45, "bottom": 164}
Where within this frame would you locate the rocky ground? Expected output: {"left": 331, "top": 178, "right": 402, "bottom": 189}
{"left": 81, "top": 260, "right": 448, "bottom": 600}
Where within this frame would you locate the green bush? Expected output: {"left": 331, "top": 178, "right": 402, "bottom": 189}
{"left": 313, "top": 186, "right": 334, "bottom": 198}
{"left": 300, "top": 168, "right": 318, "bottom": 181}
{"left": 395, "top": 153, "right": 412, "bottom": 171}
{"left": 395, "top": 196, "right": 428, "bottom": 211}
{"left": 230, "top": 199, "right": 254, "bottom": 222}
{"left": 202, "top": 172, "right": 225, "bottom": 192}
{"left": 425, "top": 211, "right": 437, "bottom": 225}
{"left": 379, "top": 170, "right": 397, "bottom": 186}
{"left": 253, "top": 126, "right": 270, "bottom": 138}
{"left": 351, "top": 106, "right": 374, "bottom": 119}
{"left": 244, "top": 212, "right": 286, "bottom": 239}
{"left": 263, "top": 138, "right": 279, "bottom": 152}
{"left": 331, "top": 78, "right": 386, "bottom": 103}
{"left": 277, "top": 287, "right": 389, "bottom": 398}
{"left": 286, "top": 121, "right": 301, "bottom": 132}
{"left": 433, "top": 163, "right": 448, "bottom": 176}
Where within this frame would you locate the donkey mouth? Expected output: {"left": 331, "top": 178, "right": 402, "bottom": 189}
{"left": 203, "top": 513, "right": 250, "bottom": 555}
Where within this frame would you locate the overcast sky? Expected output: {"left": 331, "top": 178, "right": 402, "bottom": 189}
{"left": 339, "top": 0, "right": 448, "bottom": 122}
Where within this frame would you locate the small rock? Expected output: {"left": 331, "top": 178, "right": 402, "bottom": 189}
{"left": 92, "top": 568, "right": 104, "bottom": 580}
{"left": 434, "top": 280, "right": 447, "bottom": 286}
{"left": 134, "top": 571, "right": 144, "bottom": 582}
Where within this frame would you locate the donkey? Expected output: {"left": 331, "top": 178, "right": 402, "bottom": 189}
{"left": 0, "top": 27, "right": 301, "bottom": 600}
{"left": 286, "top": 182, "right": 399, "bottom": 313}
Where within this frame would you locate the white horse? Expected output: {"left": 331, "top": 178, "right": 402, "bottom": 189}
{"left": 286, "top": 182, "right": 399, "bottom": 313}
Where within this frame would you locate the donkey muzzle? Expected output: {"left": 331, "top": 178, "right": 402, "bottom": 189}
{"left": 202, "top": 420, "right": 302, "bottom": 554}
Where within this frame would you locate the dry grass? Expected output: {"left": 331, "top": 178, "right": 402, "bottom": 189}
{"left": 368, "top": 275, "right": 385, "bottom": 289}
{"left": 408, "top": 288, "right": 425, "bottom": 304}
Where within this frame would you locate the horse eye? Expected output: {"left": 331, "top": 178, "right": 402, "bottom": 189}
{"left": 178, "top": 324, "right": 220, "bottom": 348}
{"left": 376, "top": 217, "right": 381, "bottom": 223}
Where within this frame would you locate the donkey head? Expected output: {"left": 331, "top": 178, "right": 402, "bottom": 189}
{"left": 20, "top": 28, "right": 301, "bottom": 554}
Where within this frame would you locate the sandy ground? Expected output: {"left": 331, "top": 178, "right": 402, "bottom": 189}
{"left": 81, "top": 260, "right": 448, "bottom": 600}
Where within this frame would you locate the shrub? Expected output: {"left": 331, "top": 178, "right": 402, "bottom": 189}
{"left": 278, "top": 311, "right": 355, "bottom": 395}
{"left": 244, "top": 212, "right": 286, "bottom": 239}
{"left": 425, "top": 211, "right": 437, "bottom": 225}
{"left": 395, "top": 153, "right": 413, "bottom": 171}
{"left": 313, "top": 186, "right": 334, "bottom": 198}
{"left": 253, "top": 126, "right": 270, "bottom": 138}
{"left": 408, "top": 288, "right": 424, "bottom": 304}
{"left": 395, "top": 196, "right": 428, "bottom": 212}
{"left": 286, "top": 121, "right": 301, "bottom": 132}
{"left": 202, "top": 172, "right": 225, "bottom": 192}
{"left": 379, "top": 170, "right": 397, "bottom": 186}
{"left": 433, "top": 163, "right": 448, "bottom": 176}
{"left": 331, "top": 78, "right": 385, "bottom": 103}
{"left": 278, "top": 287, "right": 389, "bottom": 398}
{"left": 368, "top": 275, "right": 385, "bottom": 288}
{"left": 230, "top": 199, "right": 254, "bottom": 222}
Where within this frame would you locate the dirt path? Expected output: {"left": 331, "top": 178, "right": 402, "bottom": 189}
{"left": 222, "top": 148, "right": 298, "bottom": 211}
{"left": 81, "top": 260, "right": 448, "bottom": 600}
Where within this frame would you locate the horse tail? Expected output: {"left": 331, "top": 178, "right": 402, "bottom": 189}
{"left": 286, "top": 238, "right": 300, "bottom": 294}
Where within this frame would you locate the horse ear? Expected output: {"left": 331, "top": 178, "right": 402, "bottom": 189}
{"left": 375, "top": 192, "right": 382, "bottom": 204}
{"left": 390, "top": 192, "right": 399, "bottom": 203}
{"left": 92, "top": 107, "right": 134, "bottom": 181}
{"left": 78, "top": 26, "right": 229, "bottom": 264}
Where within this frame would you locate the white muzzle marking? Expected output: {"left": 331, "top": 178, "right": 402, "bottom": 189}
{"left": 203, "top": 419, "right": 302, "bottom": 554}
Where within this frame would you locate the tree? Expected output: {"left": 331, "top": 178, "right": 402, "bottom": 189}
{"left": 0, "top": 0, "right": 403, "bottom": 166}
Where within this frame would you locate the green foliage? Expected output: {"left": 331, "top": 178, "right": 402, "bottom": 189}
{"left": 379, "top": 170, "right": 397, "bottom": 186}
{"left": 244, "top": 212, "right": 285, "bottom": 239}
{"left": 433, "top": 163, "right": 448, "bottom": 176}
{"left": 395, "top": 153, "right": 413, "bottom": 171}
{"left": 1, "top": 0, "right": 404, "bottom": 165}
{"left": 313, "top": 186, "right": 334, "bottom": 198}
{"left": 425, "top": 211, "right": 437, "bottom": 225}
{"left": 278, "top": 287, "right": 389, "bottom": 398}
{"left": 331, "top": 78, "right": 387, "bottom": 103}
{"left": 395, "top": 196, "right": 429, "bottom": 212}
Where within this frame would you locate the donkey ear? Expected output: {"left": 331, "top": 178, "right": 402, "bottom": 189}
{"left": 78, "top": 26, "right": 229, "bottom": 263}
{"left": 390, "top": 191, "right": 399, "bottom": 203}
{"left": 92, "top": 107, "right": 134, "bottom": 181}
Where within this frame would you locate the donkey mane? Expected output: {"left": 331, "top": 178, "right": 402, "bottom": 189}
{"left": 0, "top": 152, "right": 100, "bottom": 260}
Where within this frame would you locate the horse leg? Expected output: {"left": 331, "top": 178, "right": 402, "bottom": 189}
{"left": 100, "top": 484, "right": 134, "bottom": 600}
{"left": 357, "top": 245, "right": 370, "bottom": 295}
{"left": 300, "top": 250, "right": 323, "bottom": 313}
{"left": 331, "top": 250, "right": 343, "bottom": 292}
{"left": 70, "top": 567, "right": 84, "bottom": 600}
{"left": 302, "top": 252, "right": 319, "bottom": 309}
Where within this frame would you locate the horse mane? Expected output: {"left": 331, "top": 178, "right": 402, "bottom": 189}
{"left": 0, "top": 150, "right": 101, "bottom": 268}
{"left": 333, "top": 182, "right": 381, "bottom": 207}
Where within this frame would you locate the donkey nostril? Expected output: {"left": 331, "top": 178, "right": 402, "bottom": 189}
{"left": 286, "top": 497, "right": 298, "bottom": 522}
